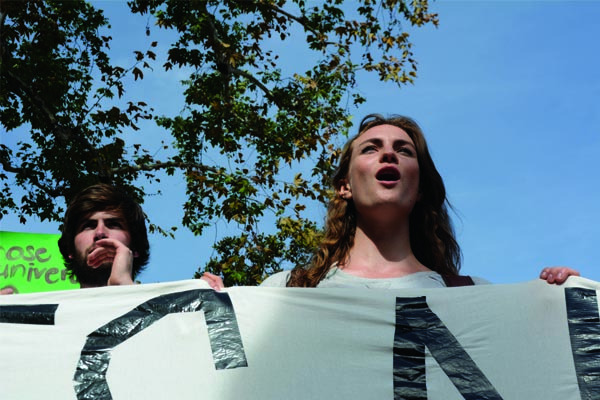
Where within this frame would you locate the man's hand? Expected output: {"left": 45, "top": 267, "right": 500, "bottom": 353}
{"left": 1, "top": 287, "right": 14, "bottom": 295}
{"left": 539, "top": 266, "right": 580, "bottom": 285}
{"left": 88, "top": 238, "right": 135, "bottom": 286}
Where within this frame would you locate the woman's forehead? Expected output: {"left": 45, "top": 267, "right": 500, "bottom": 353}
{"left": 354, "top": 124, "right": 414, "bottom": 146}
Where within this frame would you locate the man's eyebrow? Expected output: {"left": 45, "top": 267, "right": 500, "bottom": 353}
{"left": 79, "top": 215, "right": 97, "bottom": 224}
{"left": 105, "top": 217, "right": 125, "bottom": 223}
{"left": 77, "top": 215, "right": 124, "bottom": 226}
{"left": 76, "top": 218, "right": 95, "bottom": 231}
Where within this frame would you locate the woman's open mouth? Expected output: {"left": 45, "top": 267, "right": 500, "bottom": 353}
{"left": 376, "top": 166, "right": 401, "bottom": 183}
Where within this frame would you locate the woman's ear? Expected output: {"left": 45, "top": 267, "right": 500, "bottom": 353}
{"left": 338, "top": 179, "right": 352, "bottom": 200}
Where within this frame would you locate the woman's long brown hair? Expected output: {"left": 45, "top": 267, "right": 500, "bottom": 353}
{"left": 286, "top": 114, "right": 461, "bottom": 287}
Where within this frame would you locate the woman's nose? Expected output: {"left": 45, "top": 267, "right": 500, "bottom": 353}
{"left": 380, "top": 149, "right": 398, "bottom": 163}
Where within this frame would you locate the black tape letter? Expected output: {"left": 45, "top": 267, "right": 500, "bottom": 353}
{"left": 394, "top": 296, "right": 503, "bottom": 400}
{"left": 0, "top": 304, "right": 58, "bottom": 325}
{"left": 565, "top": 287, "right": 600, "bottom": 399}
{"left": 74, "top": 289, "right": 248, "bottom": 400}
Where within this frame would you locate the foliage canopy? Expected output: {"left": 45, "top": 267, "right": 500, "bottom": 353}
{"left": 0, "top": 0, "right": 438, "bottom": 285}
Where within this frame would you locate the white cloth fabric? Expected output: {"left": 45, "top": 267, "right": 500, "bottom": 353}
{"left": 1, "top": 277, "right": 594, "bottom": 399}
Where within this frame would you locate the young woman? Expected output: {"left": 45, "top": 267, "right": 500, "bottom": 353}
{"left": 203, "top": 114, "right": 578, "bottom": 290}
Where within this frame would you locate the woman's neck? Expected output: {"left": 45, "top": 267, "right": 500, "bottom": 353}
{"left": 341, "top": 221, "right": 429, "bottom": 279}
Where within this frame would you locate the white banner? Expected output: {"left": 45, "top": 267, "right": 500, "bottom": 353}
{"left": 1, "top": 277, "right": 598, "bottom": 399}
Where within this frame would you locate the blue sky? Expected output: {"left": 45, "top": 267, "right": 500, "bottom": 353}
{"left": 2, "top": 1, "right": 599, "bottom": 285}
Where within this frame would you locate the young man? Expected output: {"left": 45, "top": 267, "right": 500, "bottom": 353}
{"left": 57, "top": 184, "right": 150, "bottom": 288}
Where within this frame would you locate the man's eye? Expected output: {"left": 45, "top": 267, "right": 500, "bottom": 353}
{"left": 107, "top": 221, "right": 124, "bottom": 229}
{"left": 80, "top": 222, "right": 95, "bottom": 231}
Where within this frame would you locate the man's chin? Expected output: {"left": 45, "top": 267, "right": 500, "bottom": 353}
{"left": 72, "top": 259, "right": 112, "bottom": 287}
{"left": 88, "top": 261, "right": 113, "bottom": 270}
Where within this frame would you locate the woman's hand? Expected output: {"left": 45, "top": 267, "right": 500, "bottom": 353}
{"left": 201, "top": 272, "right": 225, "bottom": 291}
{"left": 539, "top": 266, "right": 580, "bottom": 284}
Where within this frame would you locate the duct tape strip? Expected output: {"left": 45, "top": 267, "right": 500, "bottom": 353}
{"left": 565, "top": 287, "right": 600, "bottom": 399}
{"left": 73, "top": 289, "right": 247, "bottom": 400}
{"left": 394, "top": 296, "right": 503, "bottom": 400}
{"left": 0, "top": 304, "right": 58, "bottom": 325}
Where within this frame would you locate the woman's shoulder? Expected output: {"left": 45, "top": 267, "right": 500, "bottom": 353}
{"left": 316, "top": 268, "right": 439, "bottom": 289}
{"left": 318, "top": 268, "right": 490, "bottom": 289}
{"left": 259, "top": 268, "right": 490, "bottom": 288}
{"left": 260, "top": 270, "right": 292, "bottom": 287}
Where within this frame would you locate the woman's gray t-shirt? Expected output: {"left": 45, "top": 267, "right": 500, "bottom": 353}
{"left": 261, "top": 267, "right": 489, "bottom": 289}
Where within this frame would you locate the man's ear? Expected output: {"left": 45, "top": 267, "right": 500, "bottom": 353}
{"left": 68, "top": 254, "right": 73, "bottom": 259}
{"left": 133, "top": 251, "right": 139, "bottom": 258}
{"left": 338, "top": 179, "right": 352, "bottom": 200}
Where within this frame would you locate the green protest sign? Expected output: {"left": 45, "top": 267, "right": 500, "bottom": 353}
{"left": 0, "top": 231, "right": 79, "bottom": 294}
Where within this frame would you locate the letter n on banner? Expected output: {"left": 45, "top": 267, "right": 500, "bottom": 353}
{"left": 74, "top": 289, "right": 248, "bottom": 400}
{"left": 393, "top": 296, "right": 503, "bottom": 400}
{"left": 565, "top": 288, "right": 600, "bottom": 400}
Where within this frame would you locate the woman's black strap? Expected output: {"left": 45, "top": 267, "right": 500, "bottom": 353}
{"left": 441, "top": 275, "right": 475, "bottom": 287}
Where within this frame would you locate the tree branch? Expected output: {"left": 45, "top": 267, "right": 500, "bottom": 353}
{"left": 5, "top": 70, "right": 111, "bottom": 179}
{"left": 111, "top": 160, "right": 219, "bottom": 175}
{"left": 0, "top": 150, "right": 65, "bottom": 197}
{"left": 262, "top": 3, "right": 318, "bottom": 36}
{"left": 0, "top": 10, "right": 7, "bottom": 44}
{"left": 231, "top": 67, "right": 273, "bottom": 98}
{"left": 5, "top": 70, "right": 62, "bottom": 135}
{"left": 199, "top": 6, "right": 276, "bottom": 101}
{"left": 261, "top": 2, "right": 337, "bottom": 47}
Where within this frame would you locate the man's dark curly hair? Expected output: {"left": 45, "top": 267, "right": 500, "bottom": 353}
{"left": 57, "top": 184, "right": 150, "bottom": 280}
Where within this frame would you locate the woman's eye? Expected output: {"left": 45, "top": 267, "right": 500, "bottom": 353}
{"left": 361, "top": 145, "right": 377, "bottom": 154}
{"left": 398, "top": 147, "right": 414, "bottom": 156}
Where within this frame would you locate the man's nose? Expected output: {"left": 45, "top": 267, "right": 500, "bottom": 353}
{"left": 93, "top": 223, "right": 108, "bottom": 240}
